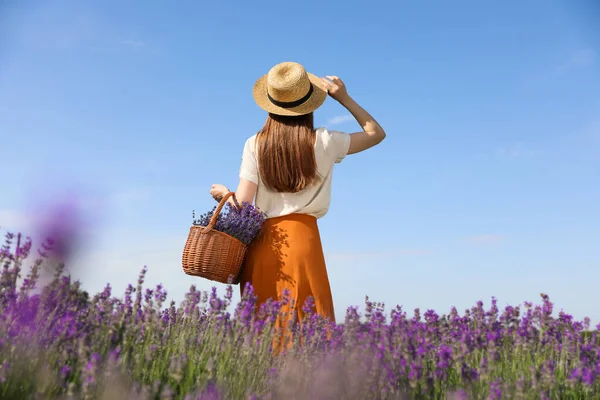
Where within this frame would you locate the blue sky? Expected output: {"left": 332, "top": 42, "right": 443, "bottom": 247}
{"left": 1, "top": 1, "right": 599, "bottom": 324}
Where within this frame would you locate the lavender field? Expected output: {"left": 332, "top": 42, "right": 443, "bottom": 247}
{"left": 1, "top": 230, "right": 599, "bottom": 400}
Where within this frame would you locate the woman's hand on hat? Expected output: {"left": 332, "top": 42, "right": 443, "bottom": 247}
{"left": 321, "top": 76, "right": 349, "bottom": 103}
{"left": 210, "top": 184, "right": 229, "bottom": 202}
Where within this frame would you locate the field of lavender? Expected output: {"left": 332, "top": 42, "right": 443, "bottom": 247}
{"left": 1, "top": 230, "right": 599, "bottom": 400}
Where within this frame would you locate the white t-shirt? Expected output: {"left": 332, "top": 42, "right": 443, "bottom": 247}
{"left": 239, "top": 127, "right": 351, "bottom": 219}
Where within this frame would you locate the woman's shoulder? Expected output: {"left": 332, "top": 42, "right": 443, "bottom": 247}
{"left": 316, "top": 127, "right": 351, "bottom": 162}
{"left": 315, "top": 126, "right": 333, "bottom": 143}
{"left": 316, "top": 126, "right": 349, "bottom": 145}
{"left": 243, "top": 134, "right": 258, "bottom": 149}
{"left": 240, "top": 134, "right": 259, "bottom": 162}
{"left": 316, "top": 126, "right": 348, "bottom": 137}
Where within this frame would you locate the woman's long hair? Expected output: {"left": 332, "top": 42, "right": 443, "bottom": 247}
{"left": 255, "top": 112, "right": 319, "bottom": 193}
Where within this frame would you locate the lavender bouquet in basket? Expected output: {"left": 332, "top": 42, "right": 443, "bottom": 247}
{"left": 193, "top": 202, "right": 267, "bottom": 245}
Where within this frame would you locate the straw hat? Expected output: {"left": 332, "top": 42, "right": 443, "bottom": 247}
{"left": 253, "top": 62, "right": 327, "bottom": 116}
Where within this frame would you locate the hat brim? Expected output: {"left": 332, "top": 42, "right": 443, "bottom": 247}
{"left": 252, "top": 72, "right": 327, "bottom": 116}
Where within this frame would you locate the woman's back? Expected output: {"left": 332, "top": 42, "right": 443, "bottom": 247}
{"left": 239, "top": 126, "right": 351, "bottom": 219}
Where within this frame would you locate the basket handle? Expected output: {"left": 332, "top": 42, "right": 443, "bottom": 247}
{"left": 201, "top": 191, "right": 237, "bottom": 234}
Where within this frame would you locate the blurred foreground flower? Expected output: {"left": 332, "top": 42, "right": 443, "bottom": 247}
{"left": 36, "top": 197, "right": 84, "bottom": 263}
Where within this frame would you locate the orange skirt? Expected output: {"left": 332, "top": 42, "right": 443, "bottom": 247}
{"left": 239, "top": 213, "right": 336, "bottom": 343}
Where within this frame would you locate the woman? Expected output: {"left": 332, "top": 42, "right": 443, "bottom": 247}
{"left": 209, "top": 61, "right": 385, "bottom": 327}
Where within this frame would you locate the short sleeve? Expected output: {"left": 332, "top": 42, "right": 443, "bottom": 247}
{"left": 323, "top": 129, "right": 351, "bottom": 163}
{"left": 239, "top": 137, "right": 259, "bottom": 184}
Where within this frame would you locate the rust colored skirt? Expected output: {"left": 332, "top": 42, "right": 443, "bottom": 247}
{"left": 238, "top": 213, "right": 336, "bottom": 343}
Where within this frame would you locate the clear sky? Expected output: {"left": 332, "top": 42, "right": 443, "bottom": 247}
{"left": 1, "top": 1, "right": 599, "bottom": 324}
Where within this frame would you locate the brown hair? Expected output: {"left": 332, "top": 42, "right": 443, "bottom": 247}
{"left": 255, "top": 113, "right": 319, "bottom": 193}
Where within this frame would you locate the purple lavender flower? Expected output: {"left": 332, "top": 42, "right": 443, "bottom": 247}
{"left": 193, "top": 202, "right": 266, "bottom": 245}
{"left": 582, "top": 367, "right": 595, "bottom": 386}
{"left": 488, "top": 379, "right": 503, "bottom": 400}
{"left": 36, "top": 197, "right": 84, "bottom": 262}
{"left": 60, "top": 365, "right": 72, "bottom": 378}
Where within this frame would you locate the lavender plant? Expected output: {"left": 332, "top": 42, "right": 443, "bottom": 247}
{"left": 1, "top": 229, "right": 599, "bottom": 399}
{"left": 193, "top": 202, "right": 267, "bottom": 245}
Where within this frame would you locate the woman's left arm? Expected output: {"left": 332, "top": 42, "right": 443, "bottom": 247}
{"left": 233, "top": 178, "right": 257, "bottom": 205}
{"left": 210, "top": 137, "right": 258, "bottom": 207}
{"left": 210, "top": 178, "right": 257, "bottom": 207}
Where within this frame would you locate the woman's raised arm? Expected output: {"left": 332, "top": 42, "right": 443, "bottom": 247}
{"left": 321, "top": 76, "right": 386, "bottom": 154}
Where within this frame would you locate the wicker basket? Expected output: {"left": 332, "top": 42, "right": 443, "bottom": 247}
{"left": 182, "top": 192, "right": 247, "bottom": 284}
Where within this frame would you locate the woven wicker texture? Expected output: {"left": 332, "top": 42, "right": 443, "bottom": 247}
{"left": 182, "top": 192, "right": 247, "bottom": 284}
